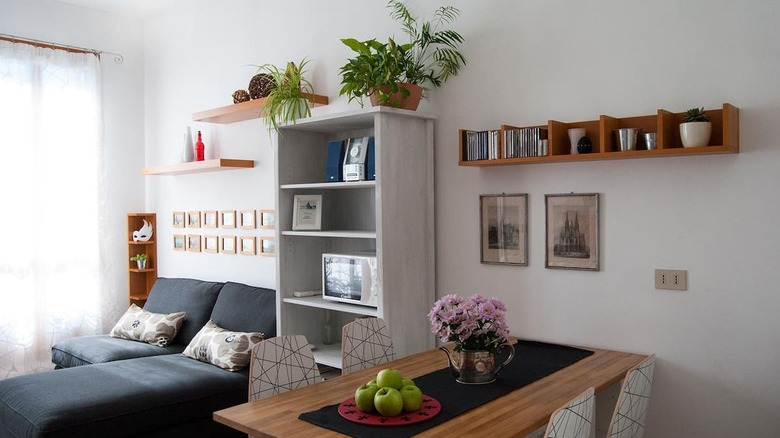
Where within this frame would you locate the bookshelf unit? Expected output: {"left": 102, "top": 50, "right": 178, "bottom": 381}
{"left": 127, "top": 213, "right": 157, "bottom": 307}
{"left": 275, "top": 107, "right": 435, "bottom": 368}
{"left": 459, "top": 103, "right": 739, "bottom": 166}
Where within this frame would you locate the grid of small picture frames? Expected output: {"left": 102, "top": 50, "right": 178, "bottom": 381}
{"left": 172, "top": 209, "right": 275, "bottom": 257}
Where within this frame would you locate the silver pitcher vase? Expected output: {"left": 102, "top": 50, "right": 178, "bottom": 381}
{"left": 441, "top": 343, "right": 515, "bottom": 384}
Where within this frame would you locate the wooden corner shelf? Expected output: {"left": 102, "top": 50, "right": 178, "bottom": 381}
{"left": 192, "top": 93, "right": 329, "bottom": 124}
{"left": 459, "top": 103, "right": 739, "bottom": 166}
{"left": 142, "top": 158, "right": 254, "bottom": 175}
{"left": 127, "top": 213, "right": 157, "bottom": 307}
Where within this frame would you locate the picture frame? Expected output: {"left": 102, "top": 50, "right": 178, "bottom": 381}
{"left": 187, "top": 234, "right": 201, "bottom": 252}
{"left": 203, "top": 235, "right": 219, "bottom": 253}
{"left": 173, "top": 234, "right": 185, "bottom": 251}
{"left": 220, "top": 210, "right": 236, "bottom": 229}
{"left": 259, "top": 209, "right": 275, "bottom": 230}
{"left": 220, "top": 235, "right": 236, "bottom": 254}
{"left": 187, "top": 211, "right": 201, "bottom": 228}
{"left": 292, "top": 194, "right": 322, "bottom": 231}
{"left": 259, "top": 237, "right": 275, "bottom": 257}
{"left": 545, "top": 193, "right": 599, "bottom": 271}
{"left": 203, "top": 210, "right": 218, "bottom": 228}
{"left": 240, "top": 210, "right": 256, "bottom": 229}
{"left": 480, "top": 193, "right": 528, "bottom": 266}
{"left": 240, "top": 236, "right": 256, "bottom": 255}
{"left": 172, "top": 211, "right": 185, "bottom": 228}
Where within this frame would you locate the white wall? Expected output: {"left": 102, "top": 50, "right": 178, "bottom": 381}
{"left": 0, "top": 0, "right": 146, "bottom": 328}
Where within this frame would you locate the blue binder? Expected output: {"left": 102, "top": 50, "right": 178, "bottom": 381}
{"left": 366, "top": 137, "right": 376, "bottom": 180}
{"left": 325, "top": 140, "right": 345, "bottom": 182}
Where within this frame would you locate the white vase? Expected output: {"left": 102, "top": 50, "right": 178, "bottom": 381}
{"left": 568, "top": 128, "right": 586, "bottom": 155}
{"left": 680, "top": 122, "right": 711, "bottom": 148}
{"left": 182, "top": 126, "right": 195, "bottom": 162}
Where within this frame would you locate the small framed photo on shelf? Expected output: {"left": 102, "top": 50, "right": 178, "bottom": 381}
{"left": 545, "top": 193, "right": 599, "bottom": 271}
{"left": 240, "top": 210, "right": 257, "bottom": 229}
{"left": 203, "top": 210, "right": 218, "bottom": 228}
{"left": 220, "top": 210, "right": 236, "bottom": 229}
{"left": 173, "top": 234, "right": 185, "bottom": 251}
{"left": 187, "top": 234, "right": 201, "bottom": 252}
{"left": 259, "top": 237, "right": 275, "bottom": 257}
{"left": 187, "top": 211, "right": 201, "bottom": 228}
{"left": 220, "top": 235, "right": 236, "bottom": 254}
{"left": 172, "top": 211, "right": 185, "bottom": 228}
{"left": 240, "top": 236, "right": 256, "bottom": 255}
{"left": 203, "top": 235, "right": 219, "bottom": 253}
{"left": 259, "top": 209, "right": 275, "bottom": 230}
{"left": 292, "top": 194, "right": 322, "bottom": 230}
{"left": 480, "top": 193, "right": 528, "bottom": 266}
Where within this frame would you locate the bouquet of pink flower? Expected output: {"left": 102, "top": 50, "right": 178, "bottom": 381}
{"left": 428, "top": 294, "right": 510, "bottom": 352}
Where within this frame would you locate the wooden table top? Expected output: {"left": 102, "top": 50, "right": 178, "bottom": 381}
{"left": 213, "top": 341, "right": 648, "bottom": 437}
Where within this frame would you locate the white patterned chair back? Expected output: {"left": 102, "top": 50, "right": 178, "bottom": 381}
{"left": 341, "top": 317, "right": 396, "bottom": 375}
{"left": 606, "top": 355, "right": 656, "bottom": 438}
{"left": 544, "top": 386, "right": 595, "bottom": 438}
{"left": 248, "top": 335, "right": 321, "bottom": 401}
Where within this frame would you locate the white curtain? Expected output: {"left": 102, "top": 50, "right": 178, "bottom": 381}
{"left": 0, "top": 40, "right": 110, "bottom": 378}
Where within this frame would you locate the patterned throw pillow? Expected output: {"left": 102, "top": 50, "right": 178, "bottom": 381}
{"left": 182, "top": 320, "right": 265, "bottom": 371}
{"left": 109, "top": 304, "right": 186, "bottom": 347}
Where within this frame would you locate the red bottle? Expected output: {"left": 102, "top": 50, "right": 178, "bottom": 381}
{"left": 195, "top": 131, "right": 205, "bottom": 161}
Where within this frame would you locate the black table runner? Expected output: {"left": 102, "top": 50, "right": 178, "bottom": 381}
{"left": 299, "top": 340, "right": 594, "bottom": 438}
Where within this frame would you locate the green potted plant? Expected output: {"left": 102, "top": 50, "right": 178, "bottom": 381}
{"left": 339, "top": 0, "right": 466, "bottom": 110}
{"left": 255, "top": 58, "right": 316, "bottom": 132}
{"left": 130, "top": 253, "right": 148, "bottom": 270}
{"left": 680, "top": 107, "right": 712, "bottom": 148}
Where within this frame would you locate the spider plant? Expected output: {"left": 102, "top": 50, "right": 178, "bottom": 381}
{"left": 255, "top": 58, "right": 314, "bottom": 133}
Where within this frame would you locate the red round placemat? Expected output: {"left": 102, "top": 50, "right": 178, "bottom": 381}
{"left": 337, "top": 396, "right": 442, "bottom": 426}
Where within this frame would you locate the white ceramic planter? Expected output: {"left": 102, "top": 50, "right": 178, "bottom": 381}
{"left": 680, "top": 121, "right": 712, "bottom": 148}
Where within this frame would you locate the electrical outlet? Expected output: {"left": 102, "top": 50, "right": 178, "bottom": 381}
{"left": 655, "top": 269, "right": 687, "bottom": 290}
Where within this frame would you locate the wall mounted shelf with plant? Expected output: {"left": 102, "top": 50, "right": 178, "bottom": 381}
{"left": 191, "top": 93, "right": 329, "bottom": 124}
{"left": 459, "top": 103, "right": 738, "bottom": 167}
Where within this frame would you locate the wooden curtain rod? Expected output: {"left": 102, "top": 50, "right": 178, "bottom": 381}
{"left": 0, "top": 33, "right": 124, "bottom": 64}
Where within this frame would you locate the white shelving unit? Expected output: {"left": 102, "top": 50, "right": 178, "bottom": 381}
{"left": 275, "top": 107, "right": 436, "bottom": 368}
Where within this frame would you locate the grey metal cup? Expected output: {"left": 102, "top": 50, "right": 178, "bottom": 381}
{"left": 616, "top": 128, "right": 641, "bottom": 151}
{"left": 644, "top": 132, "right": 657, "bottom": 150}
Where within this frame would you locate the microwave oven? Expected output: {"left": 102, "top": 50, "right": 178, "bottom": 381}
{"left": 322, "top": 253, "right": 380, "bottom": 307}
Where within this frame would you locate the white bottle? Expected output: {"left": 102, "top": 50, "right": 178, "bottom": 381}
{"left": 181, "top": 126, "right": 195, "bottom": 162}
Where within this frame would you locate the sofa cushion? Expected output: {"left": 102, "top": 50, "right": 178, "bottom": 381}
{"left": 51, "top": 335, "right": 185, "bottom": 368}
{"left": 182, "top": 320, "right": 264, "bottom": 371}
{"left": 210, "top": 281, "right": 277, "bottom": 337}
{"left": 109, "top": 304, "right": 186, "bottom": 347}
{"left": 0, "top": 355, "right": 248, "bottom": 438}
{"left": 143, "top": 277, "right": 224, "bottom": 346}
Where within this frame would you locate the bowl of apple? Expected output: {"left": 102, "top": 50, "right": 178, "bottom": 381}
{"left": 338, "top": 368, "right": 442, "bottom": 426}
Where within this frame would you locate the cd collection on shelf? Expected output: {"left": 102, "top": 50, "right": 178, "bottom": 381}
{"left": 502, "top": 126, "right": 548, "bottom": 158}
{"left": 461, "top": 129, "right": 500, "bottom": 161}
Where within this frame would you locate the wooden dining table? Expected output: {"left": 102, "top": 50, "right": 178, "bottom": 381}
{"left": 213, "top": 340, "right": 648, "bottom": 437}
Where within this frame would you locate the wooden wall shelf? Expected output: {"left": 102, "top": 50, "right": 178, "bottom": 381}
{"left": 459, "top": 103, "right": 739, "bottom": 166}
{"left": 127, "top": 213, "right": 157, "bottom": 307}
{"left": 192, "top": 94, "right": 329, "bottom": 124}
{"left": 142, "top": 158, "right": 254, "bottom": 175}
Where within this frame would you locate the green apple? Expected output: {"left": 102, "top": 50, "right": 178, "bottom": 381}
{"left": 373, "top": 387, "right": 403, "bottom": 416}
{"left": 366, "top": 379, "right": 377, "bottom": 387}
{"left": 354, "top": 383, "right": 379, "bottom": 413}
{"left": 376, "top": 368, "right": 403, "bottom": 389}
{"left": 400, "top": 385, "right": 423, "bottom": 412}
{"left": 401, "top": 378, "right": 415, "bottom": 388}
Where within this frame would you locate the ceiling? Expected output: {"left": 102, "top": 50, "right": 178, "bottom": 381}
{"left": 55, "top": 0, "right": 179, "bottom": 17}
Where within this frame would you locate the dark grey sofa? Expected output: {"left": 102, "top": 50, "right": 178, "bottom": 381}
{"left": 0, "top": 278, "right": 277, "bottom": 438}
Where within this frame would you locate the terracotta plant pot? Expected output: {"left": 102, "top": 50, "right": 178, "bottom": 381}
{"left": 680, "top": 121, "right": 712, "bottom": 147}
{"left": 369, "top": 82, "right": 423, "bottom": 111}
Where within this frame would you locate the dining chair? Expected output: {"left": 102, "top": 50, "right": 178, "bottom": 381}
{"left": 248, "top": 335, "right": 321, "bottom": 401}
{"left": 604, "top": 355, "right": 656, "bottom": 438}
{"left": 341, "top": 317, "right": 396, "bottom": 375}
{"left": 539, "top": 386, "right": 596, "bottom": 438}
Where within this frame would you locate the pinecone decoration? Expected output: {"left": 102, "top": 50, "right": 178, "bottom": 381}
{"left": 248, "top": 73, "right": 276, "bottom": 99}
{"left": 232, "top": 89, "right": 250, "bottom": 104}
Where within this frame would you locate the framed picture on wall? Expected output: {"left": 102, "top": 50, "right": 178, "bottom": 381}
{"left": 203, "top": 211, "right": 218, "bottom": 228}
{"left": 172, "top": 211, "right": 185, "bottom": 228}
{"left": 240, "top": 236, "right": 256, "bottom": 255}
{"left": 259, "top": 237, "right": 275, "bottom": 257}
{"left": 292, "top": 194, "right": 322, "bottom": 230}
{"left": 220, "top": 210, "right": 236, "bottom": 229}
{"left": 173, "top": 234, "right": 185, "bottom": 251}
{"left": 240, "top": 210, "right": 256, "bottom": 229}
{"left": 480, "top": 193, "right": 528, "bottom": 266}
{"left": 545, "top": 193, "right": 599, "bottom": 271}
{"left": 259, "top": 209, "right": 275, "bottom": 230}
{"left": 187, "top": 234, "right": 201, "bottom": 252}
{"left": 187, "top": 211, "right": 201, "bottom": 228}
{"left": 203, "top": 235, "right": 218, "bottom": 253}
{"left": 220, "top": 235, "right": 236, "bottom": 254}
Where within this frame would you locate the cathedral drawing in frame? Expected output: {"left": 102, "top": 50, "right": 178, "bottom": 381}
{"left": 545, "top": 193, "right": 599, "bottom": 271}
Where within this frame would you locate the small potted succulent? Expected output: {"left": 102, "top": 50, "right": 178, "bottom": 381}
{"left": 339, "top": 0, "right": 466, "bottom": 110}
{"left": 680, "top": 107, "right": 712, "bottom": 148}
{"left": 130, "top": 253, "right": 148, "bottom": 270}
{"left": 255, "top": 58, "right": 317, "bottom": 133}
